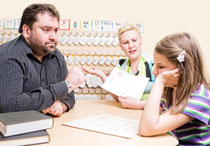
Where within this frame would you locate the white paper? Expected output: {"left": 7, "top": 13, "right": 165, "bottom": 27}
{"left": 63, "top": 114, "right": 139, "bottom": 139}
{"left": 102, "top": 68, "right": 149, "bottom": 100}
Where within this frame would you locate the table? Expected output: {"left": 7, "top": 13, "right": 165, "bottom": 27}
{"left": 40, "top": 100, "right": 178, "bottom": 146}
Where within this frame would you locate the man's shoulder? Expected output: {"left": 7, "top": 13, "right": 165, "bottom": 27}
{"left": 0, "top": 36, "right": 27, "bottom": 64}
{"left": 0, "top": 36, "right": 22, "bottom": 55}
{"left": 51, "top": 48, "right": 66, "bottom": 66}
{"left": 53, "top": 48, "right": 65, "bottom": 60}
{"left": 53, "top": 48, "right": 63, "bottom": 56}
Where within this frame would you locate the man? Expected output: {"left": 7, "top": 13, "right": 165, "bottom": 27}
{"left": 0, "top": 3, "right": 85, "bottom": 116}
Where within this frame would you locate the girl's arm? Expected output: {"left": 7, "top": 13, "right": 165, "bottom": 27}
{"left": 118, "top": 96, "right": 146, "bottom": 110}
{"left": 139, "top": 69, "right": 193, "bottom": 136}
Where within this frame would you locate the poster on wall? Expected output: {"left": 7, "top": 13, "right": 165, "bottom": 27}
{"left": 113, "top": 22, "right": 124, "bottom": 32}
{"left": 91, "top": 20, "right": 102, "bottom": 31}
{"left": 59, "top": 19, "right": 70, "bottom": 30}
{"left": 102, "top": 21, "right": 113, "bottom": 31}
{"left": 14, "top": 19, "right": 21, "bottom": 29}
{"left": 81, "top": 20, "right": 91, "bottom": 31}
{"left": 4, "top": 19, "right": 15, "bottom": 29}
{"left": 0, "top": 19, "right": 2, "bottom": 29}
{"left": 70, "top": 20, "right": 80, "bottom": 30}
{"left": 136, "top": 23, "right": 144, "bottom": 33}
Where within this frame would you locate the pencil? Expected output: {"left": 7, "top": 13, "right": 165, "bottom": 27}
{"left": 67, "top": 56, "right": 79, "bottom": 69}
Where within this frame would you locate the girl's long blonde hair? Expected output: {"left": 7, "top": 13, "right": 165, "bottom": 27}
{"left": 155, "top": 32, "right": 210, "bottom": 113}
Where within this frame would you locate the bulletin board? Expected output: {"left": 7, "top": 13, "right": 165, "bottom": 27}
{"left": 0, "top": 18, "right": 144, "bottom": 100}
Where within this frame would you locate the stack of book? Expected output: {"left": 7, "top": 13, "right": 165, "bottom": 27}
{"left": 0, "top": 110, "right": 53, "bottom": 146}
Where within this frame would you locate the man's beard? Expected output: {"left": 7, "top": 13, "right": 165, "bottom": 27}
{"left": 30, "top": 43, "right": 55, "bottom": 56}
{"left": 29, "top": 36, "right": 56, "bottom": 56}
{"left": 42, "top": 45, "right": 56, "bottom": 54}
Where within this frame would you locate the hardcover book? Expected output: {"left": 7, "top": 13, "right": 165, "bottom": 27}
{"left": 0, "top": 130, "right": 50, "bottom": 146}
{"left": 0, "top": 110, "right": 53, "bottom": 137}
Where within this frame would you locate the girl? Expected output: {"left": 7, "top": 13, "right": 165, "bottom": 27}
{"left": 139, "top": 32, "right": 210, "bottom": 145}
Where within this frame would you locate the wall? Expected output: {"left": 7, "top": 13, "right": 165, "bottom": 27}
{"left": 1, "top": 0, "right": 210, "bottom": 75}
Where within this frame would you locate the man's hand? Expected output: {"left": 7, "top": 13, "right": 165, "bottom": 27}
{"left": 65, "top": 67, "right": 86, "bottom": 90}
{"left": 42, "top": 100, "right": 67, "bottom": 117}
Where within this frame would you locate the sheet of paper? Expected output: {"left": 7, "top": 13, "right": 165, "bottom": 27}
{"left": 63, "top": 114, "right": 139, "bottom": 139}
{"left": 102, "top": 67, "right": 149, "bottom": 100}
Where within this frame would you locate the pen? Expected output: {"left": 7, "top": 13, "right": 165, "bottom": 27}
{"left": 67, "top": 56, "right": 79, "bottom": 69}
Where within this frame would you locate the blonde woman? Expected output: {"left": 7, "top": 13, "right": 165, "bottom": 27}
{"left": 83, "top": 24, "right": 154, "bottom": 109}
{"left": 139, "top": 32, "right": 210, "bottom": 145}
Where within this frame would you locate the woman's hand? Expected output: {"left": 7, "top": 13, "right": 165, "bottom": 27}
{"left": 82, "top": 67, "right": 107, "bottom": 82}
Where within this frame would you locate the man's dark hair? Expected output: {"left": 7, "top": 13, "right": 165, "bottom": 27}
{"left": 18, "top": 3, "right": 60, "bottom": 33}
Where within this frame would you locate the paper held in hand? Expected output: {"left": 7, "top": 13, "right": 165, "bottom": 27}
{"left": 102, "top": 67, "right": 149, "bottom": 100}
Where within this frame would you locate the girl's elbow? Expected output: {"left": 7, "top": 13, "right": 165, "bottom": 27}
{"left": 138, "top": 126, "right": 157, "bottom": 137}
{"left": 139, "top": 126, "right": 149, "bottom": 136}
{"left": 139, "top": 129, "right": 152, "bottom": 137}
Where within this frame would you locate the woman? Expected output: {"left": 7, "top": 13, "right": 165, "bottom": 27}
{"left": 83, "top": 24, "right": 154, "bottom": 109}
{"left": 139, "top": 32, "right": 210, "bottom": 145}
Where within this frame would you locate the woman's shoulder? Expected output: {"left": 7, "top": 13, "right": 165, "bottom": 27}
{"left": 118, "top": 58, "right": 126, "bottom": 66}
{"left": 142, "top": 52, "right": 153, "bottom": 63}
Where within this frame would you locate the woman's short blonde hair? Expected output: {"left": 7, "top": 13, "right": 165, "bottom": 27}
{"left": 118, "top": 24, "right": 141, "bottom": 42}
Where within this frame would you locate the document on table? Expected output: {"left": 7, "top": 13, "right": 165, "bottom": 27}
{"left": 102, "top": 67, "right": 149, "bottom": 100}
{"left": 63, "top": 114, "right": 139, "bottom": 139}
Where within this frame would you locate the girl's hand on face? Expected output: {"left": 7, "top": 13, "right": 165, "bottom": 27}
{"left": 157, "top": 68, "right": 179, "bottom": 88}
